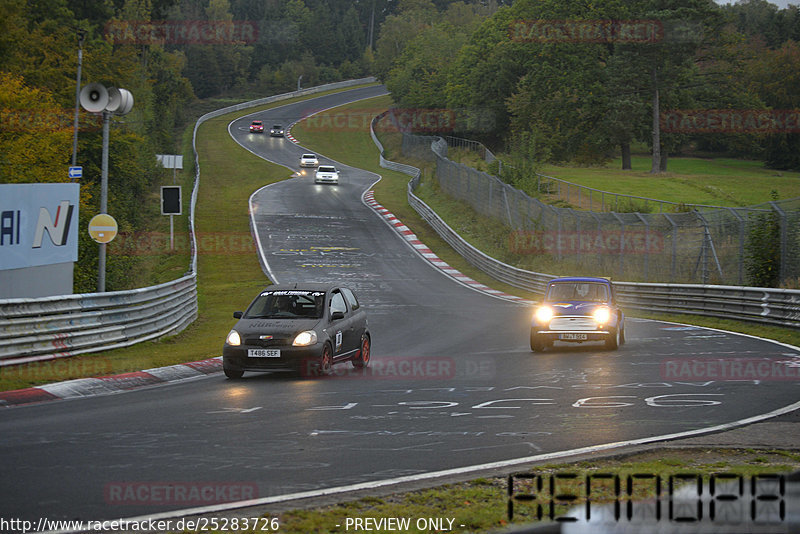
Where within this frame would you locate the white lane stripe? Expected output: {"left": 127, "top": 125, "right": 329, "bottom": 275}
{"left": 49, "top": 396, "right": 800, "bottom": 534}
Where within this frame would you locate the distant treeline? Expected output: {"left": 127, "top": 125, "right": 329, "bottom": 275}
{"left": 379, "top": 0, "right": 800, "bottom": 173}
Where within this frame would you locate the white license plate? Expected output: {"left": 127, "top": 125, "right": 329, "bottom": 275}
{"left": 559, "top": 333, "right": 588, "bottom": 340}
{"left": 248, "top": 349, "right": 280, "bottom": 358}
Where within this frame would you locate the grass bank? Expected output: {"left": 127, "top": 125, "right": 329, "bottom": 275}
{"left": 233, "top": 448, "right": 800, "bottom": 533}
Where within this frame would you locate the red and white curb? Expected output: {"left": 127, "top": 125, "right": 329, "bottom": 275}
{"left": 0, "top": 357, "right": 222, "bottom": 408}
{"left": 285, "top": 121, "right": 299, "bottom": 144}
{"left": 362, "top": 190, "right": 533, "bottom": 305}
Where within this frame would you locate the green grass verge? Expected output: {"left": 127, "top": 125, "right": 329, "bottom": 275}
{"left": 226, "top": 448, "right": 800, "bottom": 533}
{"left": 537, "top": 156, "right": 800, "bottom": 207}
{"left": 0, "top": 84, "right": 378, "bottom": 392}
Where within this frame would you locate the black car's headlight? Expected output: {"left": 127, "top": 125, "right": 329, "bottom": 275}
{"left": 226, "top": 329, "right": 241, "bottom": 346}
{"left": 292, "top": 330, "right": 317, "bottom": 347}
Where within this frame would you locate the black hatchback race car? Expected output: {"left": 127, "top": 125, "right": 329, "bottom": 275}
{"left": 222, "top": 283, "right": 370, "bottom": 378}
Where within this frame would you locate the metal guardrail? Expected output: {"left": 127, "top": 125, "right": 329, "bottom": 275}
{"left": 0, "top": 78, "right": 377, "bottom": 367}
{"left": 0, "top": 275, "right": 197, "bottom": 366}
{"left": 370, "top": 112, "right": 800, "bottom": 329}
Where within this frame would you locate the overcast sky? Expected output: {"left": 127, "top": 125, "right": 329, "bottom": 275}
{"left": 716, "top": 0, "right": 798, "bottom": 8}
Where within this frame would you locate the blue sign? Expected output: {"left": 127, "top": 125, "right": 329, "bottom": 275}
{"left": 68, "top": 166, "right": 83, "bottom": 179}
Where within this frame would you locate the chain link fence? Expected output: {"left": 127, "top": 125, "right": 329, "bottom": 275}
{"left": 401, "top": 132, "right": 800, "bottom": 287}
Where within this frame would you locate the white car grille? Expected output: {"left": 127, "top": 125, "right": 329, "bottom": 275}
{"left": 549, "top": 316, "right": 597, "bottom": 331}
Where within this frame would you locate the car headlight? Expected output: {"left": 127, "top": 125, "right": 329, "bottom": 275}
{"left": 534, "top": 306, "right": 554, "bottom": 324}
{"left": 226, "top": 330, "right": 241, "bottom": 346}
{"left": 593, "top": 307, "right": 611, "bottom": 325}
{"left": 292, "top": 330, "right": 318, "bottom": 347}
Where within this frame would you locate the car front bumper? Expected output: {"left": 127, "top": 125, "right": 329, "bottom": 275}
{"left": 532, "top": 314, "right": 618, "bottom": 342}
{"left": 223, "top": 343, "right": 325, "bottom": 374}
{"left": 531, "top": 330, "right": 611, "bottom": 342}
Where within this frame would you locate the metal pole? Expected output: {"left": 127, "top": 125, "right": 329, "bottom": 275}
{"left": 98, "top": 111, "right": 110, "bottom": 292}
{"left": 770, "top": 201, "right": 788, "bottom": 286}
{"left": 71, "top": 30, "right": 86, "bottom": 168}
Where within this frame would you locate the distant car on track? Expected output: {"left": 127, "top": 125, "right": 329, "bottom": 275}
{"left": 314, "top": 165, "right": 339, "bottom": 184}
{"left": 530, "top": 277, "right": 624, "bottom": 351}
{"left": 249, "top": 120, "right": 263, "bottom": 133}
{"left": 222, "top": 283, "right": 370, "bottom": 378}
{"left": 269, "top": 124, "right": 284, "bottom": 137}
{"left": 300, "top": 153, "right": 319, "bottom": 167}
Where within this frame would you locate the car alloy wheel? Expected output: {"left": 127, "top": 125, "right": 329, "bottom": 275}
{"left": 317, "top": 343, "right": 333, "bottom": 376}
{"left": 352, "top": 334, "right": 370, "bottom": 368}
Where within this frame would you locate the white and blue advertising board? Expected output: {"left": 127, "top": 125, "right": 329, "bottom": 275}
{"left": 0, "top": 183, "right": 80, "bottom": 271}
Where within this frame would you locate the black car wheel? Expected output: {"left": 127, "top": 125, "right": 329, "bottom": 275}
{"left": 224, "top": 367, "right": 244, "bottom": 379}
{"left": 530, "top": 331, "right": 547, "bottom": 352}
{"left": 352, "top": 334, "right": 371, "bottom": 368}
{"left": 605, "top": 327, "right": 620, "bottom": 350}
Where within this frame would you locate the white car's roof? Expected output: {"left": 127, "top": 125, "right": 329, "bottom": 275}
{"left": 317, "top": 165, "right": 336, "bottom": 171}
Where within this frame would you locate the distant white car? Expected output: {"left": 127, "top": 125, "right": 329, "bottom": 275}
{"left": 314, "top": 165, "right": 339, "bottom": 184}
{"left": 300, "top": 153, "right": 319, "bottom": 167}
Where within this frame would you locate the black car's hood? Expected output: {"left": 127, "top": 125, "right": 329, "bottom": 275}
{"left": 235, "top": 317, "right": 322, "bottom": 335}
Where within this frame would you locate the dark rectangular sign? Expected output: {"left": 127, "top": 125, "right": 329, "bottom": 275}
{"left": 161, "top": 186, "right": 182, "bottom": 215}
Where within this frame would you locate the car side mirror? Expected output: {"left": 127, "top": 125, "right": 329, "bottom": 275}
{"left": 331, "top": 311, "right": 345, "bottom": 321}
{"left": 233, "top": 311, "right": 243, "bottom": 319}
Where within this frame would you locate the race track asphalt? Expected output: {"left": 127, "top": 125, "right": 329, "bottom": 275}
{"left": 1, "top": 85, "right": 798, "bottom": 527}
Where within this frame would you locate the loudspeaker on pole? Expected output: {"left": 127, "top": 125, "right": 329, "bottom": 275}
{"left": 79, "top": 83, "right": 109, "bottom": 113}
{"left": 106, "top": 87, "right": 134, "bottom": 115}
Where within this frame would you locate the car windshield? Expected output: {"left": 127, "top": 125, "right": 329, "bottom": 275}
{"left": 546, "top": 282, "right": 609, "bottom": 302}
{"left": 318, "top": 166, "right": 335, "bottom": 172}
{"left": 244, "top": 290, "right": 324, "bottom": 319}
{"left": 272, "top": 125, "right": 281, "bottom": 129}
{"left": 302, "top": 154, "right": 315, "bottom": 159}
{"left": 251, "top": 121, "right": 261, "bottom": 125}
